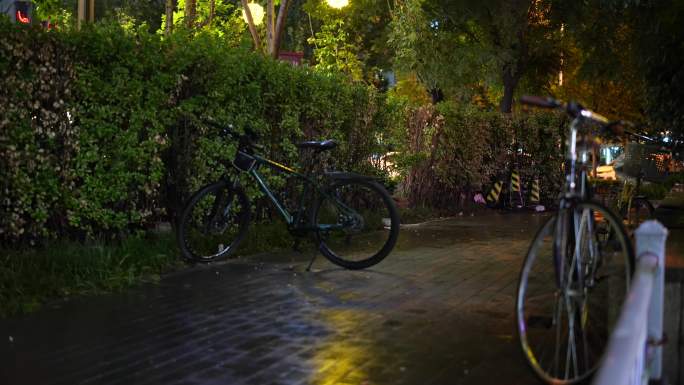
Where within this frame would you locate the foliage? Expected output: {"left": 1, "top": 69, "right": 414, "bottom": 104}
{"left": 391, "top": 102, "right": 565, "bottom": 210}
{"left": 0, "top": 20, "right": 395, "bottom": 245}
{"left": 388, "top": 0, "right": 562, "bottom": 110}
{"left": 303, "top": 0, "right": 394, "bottom": 81}
{"left": 387, "top": 0, "right": 487, "bottom": 99}
{"left": 631, "top": 0, "right": 684, "bottom": 138}
{"left": 110, "top": 0, "right": 166, "bottom": 31}
{"left": 388, "top": 73, "right": 431, "bottom": 106}
{"left": 307, "top": 19, "right": 363, "bottom": 80}
{"left": 163, "top": 0, "right": 248, "bottom": 44}
{"left": 552, "top": 1, "right": 646, "bottom": 123}
{"left": 0, "top": 19, "right": 77, "bottom": 243}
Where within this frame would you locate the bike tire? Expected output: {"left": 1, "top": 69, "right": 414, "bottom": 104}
{"left": 622, "top": 197, "right": 655, "bottom": 232}
{"left": 177, "top": 181, "right": 250, "bottom": 262}
{"left": 311, "top": 179, "right": 399, "bottom": 270}
{"left": 516, "top": 201, "right": 634, "bottom": 384}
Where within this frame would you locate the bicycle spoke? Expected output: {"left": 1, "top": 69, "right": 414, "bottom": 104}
{"left": 517, "top": 202, "right": 633, "bottom": 384}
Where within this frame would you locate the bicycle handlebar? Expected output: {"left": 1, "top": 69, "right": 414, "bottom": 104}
{"left": 522, "top": 95, "right": 617, "bottom": 133}
{"left": 520, "top": 95, "right": 562, "bottom": 109}
{"left": 203, "top": 118, "right": 264, "bottom": 151}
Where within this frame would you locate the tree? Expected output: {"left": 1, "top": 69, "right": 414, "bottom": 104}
{"left": 444, "top": 0, "right": 562, "bottom": 112}
{"left": 388, "top": 0, "right": 562, "bottom": 111}
{"left": 388, "top": 0, "right": 488, "bottom": 103}
{"left": 241, "top": 0, "right": 291, "bottom": 58}
{"left": 631, "top": 0, "right": 684, "bottom": 137}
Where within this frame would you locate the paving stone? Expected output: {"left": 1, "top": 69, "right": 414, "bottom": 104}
{"left": 0, "top": 212, "right": 607, "bottom": 385}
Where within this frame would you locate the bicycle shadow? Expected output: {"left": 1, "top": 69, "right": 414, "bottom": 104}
{"left": 289, "top": 265, "right": 418, "bottom": 310}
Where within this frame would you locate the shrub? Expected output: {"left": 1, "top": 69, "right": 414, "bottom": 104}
{"left": 0, "top": 21, "right": 395, "bottom": 245}
{"left": 393, "top": 102, "right": 565, "bottom": 210}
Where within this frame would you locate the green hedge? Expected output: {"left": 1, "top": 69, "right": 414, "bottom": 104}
{"left": 392, "top": 102, "right": 566, "bottom": 210}
{"left": 0, "top": 21, "right": 394, "bottom": 245}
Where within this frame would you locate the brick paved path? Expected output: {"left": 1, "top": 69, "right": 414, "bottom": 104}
{"left": 0, "top": 213, "right": 550, "bottom": 385}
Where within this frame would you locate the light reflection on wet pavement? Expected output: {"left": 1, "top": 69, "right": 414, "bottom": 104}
{"left": 1, "top": 212, "right": 680, "bottom": 384}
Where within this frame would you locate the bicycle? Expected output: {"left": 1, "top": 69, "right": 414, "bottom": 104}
{"left": 176, "top": 121, "right": 400, "bottom": 270}
{"left": 615, "top": 134, "right": 670, "bottom": 231}
{"left": 515, "top": 96, "right": 635, "bottom": 384}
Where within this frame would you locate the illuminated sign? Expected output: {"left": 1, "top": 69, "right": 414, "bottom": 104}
{"left": 1, "top": 0, "right": 32, "bottom": 24}
{"left": 16, "top": 10, "right": 29, "bottom": 23}
{"left": 15, "top": 1, "right": 30, "bottom": 23}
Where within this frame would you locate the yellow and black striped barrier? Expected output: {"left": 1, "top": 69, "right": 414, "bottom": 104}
{"left": 510, "top": 171, "right": 521, "bottom": 192}
{"left": 529, "top": 179, "right": 540, "bottom": 204}
{"left": 510, "top": 171, "right": 524, "bottom": 207}
{"left": 486, "top": 181, "right": 503, "bottom": 205}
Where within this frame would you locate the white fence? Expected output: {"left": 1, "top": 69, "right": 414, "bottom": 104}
{"left": 592, "top": 220, "right": 668, "bottom": 385}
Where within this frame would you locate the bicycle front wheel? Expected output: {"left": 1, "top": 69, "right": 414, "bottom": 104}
{"left": 516, "top": 201, "right": 633, "bottom": 384}
{"left": 177, "top": 181, "right": 250, "bottom": 262}
{"left": 312, "top": 179, "right": 399, "bottom": 270}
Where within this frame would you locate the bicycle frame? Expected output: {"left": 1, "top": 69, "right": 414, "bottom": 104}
{"left": 563, "top": 117, "right": 593, "bottom": 200}
{"left": 555, "top": 117, "right": 602, "bottom": 288}
{"left": 230, "top": 152, "right": 353, "bottom": 232}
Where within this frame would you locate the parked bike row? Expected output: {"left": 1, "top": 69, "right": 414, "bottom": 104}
{"left": 175, "top": 96, "right": 677, "bottom": 384}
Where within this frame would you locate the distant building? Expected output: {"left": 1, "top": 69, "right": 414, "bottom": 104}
{"left": 0, "top": 0, "right": 33, "bottom": 24}
{"left": 278, "top": 51, "right": 304, "bottom": 66}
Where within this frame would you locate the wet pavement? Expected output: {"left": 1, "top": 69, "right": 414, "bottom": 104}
{"left": 0, "top": 212, "right": 682, "bottom": 385}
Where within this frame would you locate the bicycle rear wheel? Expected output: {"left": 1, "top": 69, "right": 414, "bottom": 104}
{"left": 622, "top": 197, "right": 655, "bottom": 232}
{"left": 312, "top": 179, "right": 399, "bottom": 269}
{"left": 516, "top": 201, "right": 633, "bottom": 384}
{"left": 177, "top": 181, "right": 250, "bottom": 262}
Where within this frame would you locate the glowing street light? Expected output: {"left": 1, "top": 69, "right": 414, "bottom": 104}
{"left": 242, "top": 2, "right": 264, "bottom": 25}
{"left": 326, "top": 0, "right": 349, "bottom": 9}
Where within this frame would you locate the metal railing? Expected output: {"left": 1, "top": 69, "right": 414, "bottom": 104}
{"left": 592, "top": 220, "right": 668, "bottom": 385}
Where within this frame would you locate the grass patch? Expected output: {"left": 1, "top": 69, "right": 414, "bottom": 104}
{"left": 0, "top": 233, "right": 183, "bottom": 318}
{"left": 0, "top": 220, "right": 306, "bottom": 318}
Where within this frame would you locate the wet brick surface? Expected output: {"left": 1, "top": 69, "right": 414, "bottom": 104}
{"left": 0, "top": 213, "right": 551, "bottom": 385}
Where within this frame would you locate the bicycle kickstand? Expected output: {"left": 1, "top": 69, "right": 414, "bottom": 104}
{"left": 305, "top": 248, "right": 319, "bottom": 272}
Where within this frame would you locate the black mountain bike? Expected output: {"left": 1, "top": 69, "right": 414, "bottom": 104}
{"left": 177, "top": 121, "right": 400, "bottom": 270}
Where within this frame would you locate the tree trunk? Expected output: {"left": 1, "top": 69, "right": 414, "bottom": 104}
{"left": 77, "top": 0, "right": 85, "bottom": 28}
{"left": 185, "top": 0, "right": 196, "bottom": 29}
{"left": 88, "top": 0, "right": 95, "bottom": 22}
{"left": 165, "top": 0, "right": 174, "bottom": 36}
{"left": 429, "top": 88, "right": 444, "bottom": 104}
{"left": 241, "top": 0, "right": 262, "bottom": 50}
{"left": 271, "top": 0, "right": 291, "bottom": 58}
{"left": 500, "top": 64, "right": 520, "bottom": 113}
{"left": 240, "top": 0, "right": 290, "bottom": 57}
{"left": 267, "top": 0, "right": 275, "bottom": 55}
{"left": 209, "top": 0, "right": 215, "bottom": 25}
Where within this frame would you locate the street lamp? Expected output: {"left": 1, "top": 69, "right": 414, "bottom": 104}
{"left": 242, "top": 2, "right": 264, "bottom": 25}
{"left": 326, "top": 0, "right": 349, "bottom": 9}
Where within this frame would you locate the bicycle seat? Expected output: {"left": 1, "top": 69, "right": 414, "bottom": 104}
{"left": 297, "top": 140, "right": 337, "bottom": 151}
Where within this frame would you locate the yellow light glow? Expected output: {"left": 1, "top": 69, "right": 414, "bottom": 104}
{"left": 326, "top": 0, "right": 349, "bottom": 8}
{"left": 242, "top": 3, "right": 264, "bottom": 26}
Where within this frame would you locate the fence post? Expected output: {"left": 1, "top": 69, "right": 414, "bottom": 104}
{"left": 634, "top": 220, "right": 668, "bottom": 381}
